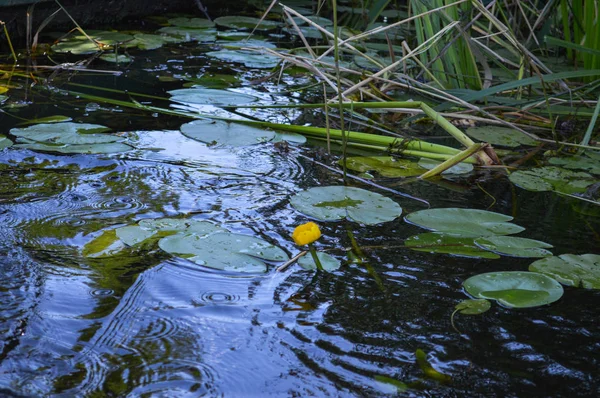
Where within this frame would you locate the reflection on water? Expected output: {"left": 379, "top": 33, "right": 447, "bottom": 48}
{"left": 0, "top": 23, "right": 599, "bottom": 398}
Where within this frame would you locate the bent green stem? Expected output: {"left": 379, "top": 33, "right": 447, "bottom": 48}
{"left": 308, "top": 243, "right": 324, "bottom": 272}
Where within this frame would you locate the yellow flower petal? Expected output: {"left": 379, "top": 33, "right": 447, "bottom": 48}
{"left": 292, "top": 222, "right": 321, "bottom": 246}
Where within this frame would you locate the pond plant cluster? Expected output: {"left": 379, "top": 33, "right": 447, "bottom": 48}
{"left": 0, "top": 0, "right": 599, "bottom": 396}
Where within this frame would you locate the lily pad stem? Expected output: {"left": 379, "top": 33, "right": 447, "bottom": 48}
{"left": 308, "top": 243, "right": 324, "bottom": 271}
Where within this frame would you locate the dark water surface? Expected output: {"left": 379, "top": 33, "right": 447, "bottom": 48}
{"left": 0, "top": 21, "right": 599, "bottom": 398}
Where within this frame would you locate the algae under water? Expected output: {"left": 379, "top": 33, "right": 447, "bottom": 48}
{"left": 0, "top": 16, "right": 599, "bottom": 397}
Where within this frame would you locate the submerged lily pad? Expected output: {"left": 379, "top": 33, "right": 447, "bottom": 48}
{"left": 206, "top": 49, "right": 281, "bottom": 69}
{"left": 180, "top": 119, "right": 275, "bottom": 146}
{"left": 455, "top": 299, "right": 491, "bottom": 315}
{"left": 99, "top": 54, "right": 132, "bottom": 63}
{"left": 405, "top": 208, "right": 524, "bottom": 237}
{"left": 529, "top": 254, "right": 600, "bottom": 289}
{"left": 466, "top": 126, "right": 538, "bottom": 147}
{"left": 298, "top": 251, "right": 341, "bottom": 271}
{"left": 158, "top": 232, "right": 288, "bottom": 272}
{"left": 418, "top": 158, "right": 474, "bottom": 175}
{"left": 463, "top": 271, "right": 564, "bottom": 308}
{"left": 214, "top": 16, "right": 281, "bottom": 31}
{"left": 343, "top": 156, "right": 425, "bottom": 177}
{"left": 405, "top": 232, "right": 500, "bottom": 259}
{"left": 290, "top": 186, "right": 402, "bottom": 225}
{"left": 509, "top": 166, "right": 596, "bottom": 195}
{"left": 474, "top": 236, "right": 553, "bottom": 258}
{"left": 168, "top": 88, "right": 257, "bottom": 106}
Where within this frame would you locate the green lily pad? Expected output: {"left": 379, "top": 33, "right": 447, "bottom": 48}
{"left": 168, "top": 88, "right": 257, "bottom": 106}
{"left": 214, "top": 16, "right": 281, "bottom": 31}
{"left": 132, "top": 33, "right": 181, "bottom": 50}
{"left": 405, "top": 232, "right": 500, "bottom": 259}
{"left": 51, "top": 31, "right": 135, "bottom": 54}
{"left": 115, "top": 218, "right": 224, "bottom": 246}
{"left": 474, "top": 236, "right": 553, "bottom": 258}
{"left": 466, "top": 126, "right": 538, "bottom": 147}
{"left": 168, "top": 17, "right": 215, "bottom": 29}
{"left": 298, "top": 251, "right": 341, "bottom": 271}
{"left": 343, "top": 156, "right": 425, "bottom": 177}
{"left": 99, "top": 54, "right": 132, "bottom": 63}
{"left": 157, "top": 27, "right": 217, "bottom": 42}
{"left": 529, "top": 254, "right": 600, "bottom": 289}
{"left": 463, "top": 271, "right": 564, "bottom": 308}
{"left": 51, "top": 39, "right": 102, "bottom": 54}
{"left": 158, "top": 232, "right": 288, "bottom": 272}
{"left": 455, "top": 299, "right": 491, "bottom": 315}
{"left": 14, "top": 141, "right": 132, "bottom": 154}
{"left": 206, "top": 49, "right": 281, "bottom": 69}
{"left": 405, "top": 208, "right": 525, "bottom": 237}
{"left": 549, "top": 155, "right": 600, "bottom": 175}
{"left": 509, "top": 166, "right": 596, "bottom": 195}
{"left": 418, "top": 158, "right": 474, "bottom": 175}
{"left": 180, "top": 119, "right": 275, "bottom": 146}
{"left": 290, "top": 186, "right": 402, "bottom": 225}
{"left": 19, "top": 115, "right": 72, "bottom": 125}
{"left": 0, "top": 135, "right": 13, "bottom": 149}
{"left": 83, "top": 229, "right": 128, "bottom": 258}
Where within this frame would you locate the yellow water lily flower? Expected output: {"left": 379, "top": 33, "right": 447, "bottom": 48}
{"left": 292, "top": 222, "right": 321, "bottom": 246}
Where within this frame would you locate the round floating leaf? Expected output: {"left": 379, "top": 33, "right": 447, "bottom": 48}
{"left": 455, "top": 299, "right": 491, "bottom": 315}
{"left": 132, "top": 33, "right": 181, "bottom": 50}
{"left": 418, "top": 158, "right": 474, "bottom": 175}
{"left": 19, "top": 115, "right": 72, "bottom": 125}
{"left": 14, "top": 141, "right": 132, "bottom": 154}
{"left": 298, "top": 251, "right": 341, "bottom": 271}
{"left": 290, "top": 186, "right": 402, "bottom": 225}
{"left": 116, "top": 218, "right": 223, "bottom": 246}
{"left": 168, "top": 17, "right": 215, "bottom": 29}
{"left": 180, "top": 119, "right": 275, "bottom": 146}
{"left": 509, "top": 166, "right": 596, "bottom": 195}
{"left": 405, "top": 232, "right": 500, "bottom": 259}
{"left": 214, "top": 16, "right": 281, "bottom": 30}
{"left": 157, "top": 27, "right": 217, "bottom": 42}
{"left": 405, "top": 208, "right": 524, "bottom": 237}
{"left": 168, "top": 88, "right": 257, "bottom": 106}
{"left": 529, "top": 254, "right": 600, "bottom": 289}
{"left": 83, "top": 230, "right": 128, "bottom": 258}
{"left": 206, "top": 49, "right": 281, "bottom": 69}
{"left": 466, "top": 126, "right": 538, "bottom": 147}
{"left": 0, "top": 135, "right": 13, "bottom": 149}
{"left": 549, "top": 156, "right": 600, "bottom": 175}
{"left": 52, "top": 39, "right": 102, "bottom": 54}
{"left": 99, "top": 54, "right": 132, "bottom": 63}
{"left": 343, "top": 156, "right": 425, "bottom": 177}
{"left": 463, "top": 271, "right": 564, "bottom": 308}
{"left": 158, "top": 232, "right": 288, "bottom": 272}
{"left": 10, "top": 122, "right": 116, "bottom": 145}
{"left": 474, "top": 236, "right": 553, "bottom": 258}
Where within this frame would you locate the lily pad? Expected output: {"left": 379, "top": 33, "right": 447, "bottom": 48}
{"left": 405, "top": 232, "right": 500, "bottom": 259}
{"left": 83, "top": 229, "right": 128, "bottom": 258}
{"left": 99, "top": 54, "right": 132, "bottom": 63}
{"left": 214, "top": 16, "right": 281, "bottom": 31}
{"left": 158, "top": 232, "right": 288, "bottom": 272}
{"left": 132, "top": 33, "right": 181, "bottom": 50}
{"left": 0, "top": 135, "right": 13, "bottom": 149}
{"left": 10, "top": 122, "right": 131, "bottom": 154}
{"left": 290, "top": 186, "right": 402, "bottom": 225}
{"left": 466, "top": 126, "right": 538, "bottom": 147}
{"left": 343, "top": 156, "right": 425, "bottom": 177}
{"left": 529, "top": 254, "right": 600, "bottom": 289}
{"left": 455, "top": 299, "right": 491, "bottom": 315}
{"left": 298, "top": 251, "right": 341, "bottom": 271}
{"left": 115, "top": 218, "right": 224, "bottom": 246}
{"left": 509, "top": 166, "right": 596, "bottom": 195}
{"left": 474, "top": 236, "right": 553, "bottom": 258}
{"left": 168, "top": 88, "right": 257, "bottom": 106}
{"left": 157, "top": 27, "right": 217, "bottom": 42}
{"left": 463, "top": 271, "right": 564, "bottom": 308}
{"left": 549, "top": 156, "right": 600, "bottom": 175}
{"left": 418, "top": 158, "right": 474, "bottom": 175}
{"left": 180, "top": 119, "right": 275, "bottom": 146}
{"left": 405, "top": 208, "right": 524, "bottom": 237}
{"left": 168, "top": 17, "right": 215, "bottom": 29}
{"left": 206, "top": 49, "right": 281, "bottom": 69}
